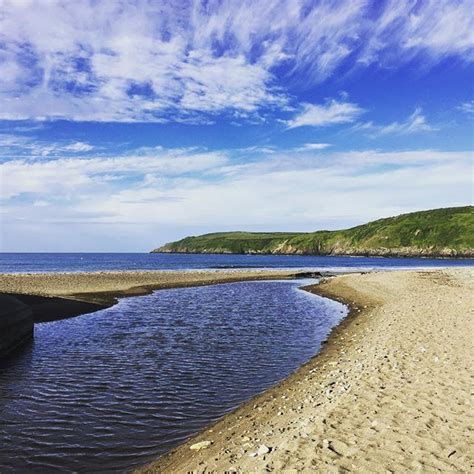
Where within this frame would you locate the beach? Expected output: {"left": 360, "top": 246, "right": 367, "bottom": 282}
{"left": 137, "top": 268, "right": 473, "bottom": 473}
{"left": 1, "top": 267, "right": 472, "bottom": 472}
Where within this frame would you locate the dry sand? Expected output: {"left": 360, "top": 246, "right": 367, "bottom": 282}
{"left": 137, "top": 268, "right": 474, "bottom": 473}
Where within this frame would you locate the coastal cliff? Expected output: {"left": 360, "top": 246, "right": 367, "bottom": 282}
{"left": 152, "top": 206, "right": 474, "bottom": 258}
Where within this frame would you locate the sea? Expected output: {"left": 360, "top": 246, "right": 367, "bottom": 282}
{"left": 0, "top": 252, "right": 473, "bottom": 273}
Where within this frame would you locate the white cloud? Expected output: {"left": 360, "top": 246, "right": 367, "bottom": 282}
{"left": 0, "top": 0, "right": 473, "bottom": 123}
{"left": 32, "top": 200, "right": 50, "bottom": 207}
{"left": 287, "top": 100, "right": 365, "bottom": 129}
{"left": 458, "top": 100, "right": 474, "bottom": 115}
{"left": 0, "top": 135, "right": 96, "bottom": 157}
{"left": 354, "top": 108, "right": 436, "bottom": 136}
{"left": 298, "top": 143, "right": 331, "bottom": 150}
{"left": 63, "top": 142, "right": 94, "bottom": 152}
{"left": 0, "top": 149, "right": 227, "bottom": 199}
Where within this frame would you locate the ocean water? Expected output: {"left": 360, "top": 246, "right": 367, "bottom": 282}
{"left": 0, "top": 279, "right": 346, "bottom": 473}
{"left": 0, "top": 252, "right": 473, "bottom": 273}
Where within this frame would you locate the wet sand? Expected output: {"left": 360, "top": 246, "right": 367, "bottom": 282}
{"left": 138, "top": 268, "right": 473, "bottom": 473}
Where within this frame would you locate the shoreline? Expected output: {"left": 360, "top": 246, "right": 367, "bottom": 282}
{"left": 138, "top": 268, "right": 473, "bottom": 473}
{"left": 135, "top": 273, "right": 373, "bottom": 473}
{"left": 153, "top": 250, "right": 474, "bottom": 259}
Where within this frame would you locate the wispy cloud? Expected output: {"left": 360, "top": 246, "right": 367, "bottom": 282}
{"left": 63, "top": 142, "right": 95, "bottom": 152}
{"left": 0, "top": 135, "right": 96, "bottom": 158}
{"left": 297, "top": 143, "right": 332, "bottom": 150}
{"left": 359, "top": 0, "right": 474, "bottom": 66}
{"left": 0, "top": 0, "right": 473, "bottom": 123}
{"left": 458, "top": 100, "right": 474, "bottom": 115}
{"left": 0, "top": 148, "right": 227, "bottom": 199}
{"left": 354, "top": 108, "right": 436, "bottom": 137}
{"left": 287, "top": 100, "right": 365, "bottom": 129}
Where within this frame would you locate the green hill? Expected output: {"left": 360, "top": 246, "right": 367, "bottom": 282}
{"left": 152, "top": 206, "right": 474, "bottom": 258}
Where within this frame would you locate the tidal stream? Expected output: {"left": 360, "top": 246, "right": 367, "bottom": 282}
{"left": 0, "top": 279, "right": 347, "bottom": 472}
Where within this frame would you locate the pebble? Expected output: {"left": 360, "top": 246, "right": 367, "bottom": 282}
{"left": 328, "top": 440, "right": 356, "bottom": 457}
{"left": 257, "top": 444, "right": 271, "bottom": 456}
{"left": 249, "top": 444, "right": 272, "bottom": 457}
{"left": 190, "top": 441, "right": 212, "bottom": 451}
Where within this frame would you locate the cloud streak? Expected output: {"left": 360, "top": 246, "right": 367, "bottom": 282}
{"left": 0, "top": 135, "right": 96, "bottom": 158}
{"left": 353, "top": 108, "right": 436, "bottom": 137}
{"left": 458, "top": 100, "right": 474, "bottom": 115}
{"left": 287, "top": 100, "right": 365, "bottom": 128}
{"left": 0, "top": 148, "right": 227, "bottom": 199}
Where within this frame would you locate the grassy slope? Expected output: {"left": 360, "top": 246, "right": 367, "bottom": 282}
{"left": 153, "top": 206, "right": 474, "bottom": 257}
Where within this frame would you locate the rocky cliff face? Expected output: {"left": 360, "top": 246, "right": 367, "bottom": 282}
{"left": 155, "top": 243, "right": 473, "bottom": 258}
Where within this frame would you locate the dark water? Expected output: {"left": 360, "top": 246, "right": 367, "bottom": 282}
{"left": 0, "top": 279, "right": 346, "bottom": 473}
{"left": 0, "top": 252, "right": 473, "bottom": 273}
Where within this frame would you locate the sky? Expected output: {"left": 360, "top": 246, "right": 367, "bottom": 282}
{"left": 0, "top": 0, "right": 473, "bottom": 252}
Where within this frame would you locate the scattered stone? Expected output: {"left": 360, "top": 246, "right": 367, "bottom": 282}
{"left": 328, "top": 440, "right": 355, "bottom": 457}
{"left": 257, "top": 444, "right": 271, "bottom": 456}
{"left": 190, "top": 441, "right": 212, "bottom": 451}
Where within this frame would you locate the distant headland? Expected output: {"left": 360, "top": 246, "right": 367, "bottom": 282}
{"left": 152, "top": 206, "right": 474, "bottom": 258}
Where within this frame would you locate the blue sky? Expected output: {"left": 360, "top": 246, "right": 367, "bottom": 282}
{"left": 0, "top": 0, "right": 473, "bottom": 251}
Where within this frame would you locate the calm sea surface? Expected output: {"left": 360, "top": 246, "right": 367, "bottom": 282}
{"left": 0, "top": 252, "right": 473, "bottom": 273}
{"left": 0, "top": 279, "right": 346, "bottom": 473}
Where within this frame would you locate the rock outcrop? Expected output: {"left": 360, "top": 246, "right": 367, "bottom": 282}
{"left": 0, "top": 295, "right": 33, "bottom": 358}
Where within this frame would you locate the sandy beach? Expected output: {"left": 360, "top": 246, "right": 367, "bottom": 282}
{"left": 137, "top": 268, "right": 473, "bottom": 473}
